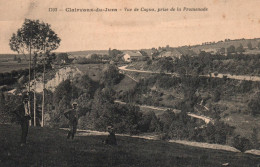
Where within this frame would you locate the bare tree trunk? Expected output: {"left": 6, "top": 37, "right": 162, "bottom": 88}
{"left": 34, "top": 65, "right": 36, "bottom": 126}
{"left": 28, "top": 45, "right": 32, "bottom": 126}
{"left": 41, "top": 58, "right": 45, "bottom": 127}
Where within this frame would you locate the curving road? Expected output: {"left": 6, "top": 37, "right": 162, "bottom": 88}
{"left": 118, "top": 65, "right": 260, "bottom": 82}
{"left": 114, "top": 100, "right": 212, "bottom": 124}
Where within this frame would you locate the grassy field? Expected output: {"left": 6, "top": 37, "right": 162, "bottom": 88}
{"left": 0, "top": 124, "right": 259, "bottom": 167}
{"left": 74, "top": 64, "right": 106, "bottom": 82}
{"left": 0, "top": 61, "right": 29, "bottom": 73}
{"left": 0, "top": 54, "right": 29, "bottom": 73}
{"left": 114, "top": 75, "right": 137, "bottom": 93}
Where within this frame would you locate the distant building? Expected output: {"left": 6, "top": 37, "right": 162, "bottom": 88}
{"left": 123, "top": 51, "right": 144, "bottom": 62}
{"left": 140, "top": 49, "right": 154, "bottom": 59}
{"left": 176, "top": 47, "right": 197, "bottom": 57}
{"left": 201, "top": 48, "right": 218, "bottom": 54}
{"left": 123, "top": 53, "right": 131, "bottom": 62}
{"left": 160, "top": 50, "right": 182, "bottom": 59}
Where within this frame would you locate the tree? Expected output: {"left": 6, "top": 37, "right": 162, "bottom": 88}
{"left": 236, "top": 44, "right": 244, "bottom": 53}
{"left": 9, "top": 19, "right": 61, "bottom": 127}
{"left": 52, "top": 79, "right": 73, "bottom": 126}
{"left": 227, "top": 45, "right": 236, "bottom": 54}
{"left": 213, "top": 90, "right": 221, "bottom": 102}
{"left": 36, "top": 21, "right": 60, "bottom": 127}
{"left": 258, "top": 42, "right": 260, "bottom": 49}
{"left": 90, "top": 54, "right": 100, "bottom": 60}
{"left": 158, "top": 110, "right": 176, "bottom": 133}
{"left": 10, "top": 19, "right": 43, "bottom": 126}
{"left": 100, "top": 64, "right": 122, "bottom": 86}
{"left": 251, "top": 128, "right": 259, "bottom": 149}
{"left": 247, "top": 42, "right": 253, "bottom": 50}
{"left": 158, "top": 58, "right": 174, "bottom": 73}
{"left": 219, "top": 47, "right": 225, "bottom": 55}
{"left": 56, "top": 53, "right": 69, "bottom": 64}
{"left": 13, "top": 55, "right": 17, "bottom": 61}
{"left": 232, "top": 135, "right": 252, "bottom": 152}
{"left": 17, "top": 57, "right": 22, "bottom": 63}
{"left": 109, "top": 49, "right": 122, "bottom": 59}
{"left": 248, "top": 93, "right": 260, "bottom": 116}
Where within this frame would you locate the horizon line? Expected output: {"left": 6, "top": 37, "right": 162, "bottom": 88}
{"left": 1, "top": 37, "right": 260, "bottom": 55}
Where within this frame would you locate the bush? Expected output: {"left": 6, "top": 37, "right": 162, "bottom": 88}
{"left": 213, "top": 90, "right": 221, "bottom": 102}
{"left": 201, "top": 121, "right": 234, "bottom": 144}
{"left": 248, "top": 93, "right": 260, "bottom": 116}
{"left": 100, "top": 64, "right": 123, "bottom": 86}
{"left": 146, "top": 59, "right": 152, "bottom": 65}
{"left": 231, "top": 135, "right": 253, "bottom": 152}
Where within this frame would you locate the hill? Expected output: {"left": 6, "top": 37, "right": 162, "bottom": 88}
{"left": 119, "top": 61, "right": 260, "bottom": 141}
{"left": 67, "top": 49, "right": 139, "bottom": 58}
{"left": 67, "top": 50, "right": 109, "bottom": 57}
{"left": 190, "top": 38, "right": 260, "bottom": 54}
{"left": 0, "top": 124, "right": 259, "bottom": 167}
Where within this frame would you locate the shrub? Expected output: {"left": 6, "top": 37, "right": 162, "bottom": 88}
{"left": 146, "top": 59, "right": 152, "bottom": 65}
{"left": 231, "top": 135, "right": 253, "bottom": 152}
{"left": 248, "top": 93, "right": 260, "bottom": 116}
{"left": 100, "top": 64, "right": 123, "bottom": 86}
{"left": 213, "top": 90, "right": 221, "bottom": 102}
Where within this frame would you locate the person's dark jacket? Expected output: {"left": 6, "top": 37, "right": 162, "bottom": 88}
{"left": 105, "top": 132, "right": 117, "bottom": 145}
{"left": 13, "top": 104, "right": 31, "bottom": 123}
{"left": 64, "top": 109, "right": 78, "bottom": 125}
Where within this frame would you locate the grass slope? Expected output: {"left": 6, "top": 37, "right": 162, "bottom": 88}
{"left": 0, "top": 124, "right": 259, "bottom": 167}
{"left": 190, "top": 38, "right": 260, "bottom": 54}
{"left": 74, "top": 64, "right": 106, "bottom": 82}
{"left": 0, "top": 61, "right": 29, "bottom": 73}
{"left": 114, "top": 75, "right": 137, "bottom": 93}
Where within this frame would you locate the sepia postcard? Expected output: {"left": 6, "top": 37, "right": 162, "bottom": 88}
{"left": 0, "top": 0, "right": 260, "bottom": 166}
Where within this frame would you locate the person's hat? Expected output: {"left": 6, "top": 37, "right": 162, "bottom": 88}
{"left": 72, "top": 102, "right": 78, "bottom": 106}
{"left": 107, "top": 126, "right": 113, "bottom": 131}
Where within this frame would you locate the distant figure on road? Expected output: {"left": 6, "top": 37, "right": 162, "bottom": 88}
{"left": 104, "top": 126, "right": 117, "bottom": 145}
{"left": 14, "top": 97, "right": 31, "bottom": 146}
{"left": 64, "top": 102, "right": 78, "bottom": 140}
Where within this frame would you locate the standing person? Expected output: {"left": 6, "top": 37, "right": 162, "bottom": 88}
{"left": 64, "top": 102, "right": 78, "bottom": 140}
{"left": 14, "top": 97, "right": 31, "bottom": 146}
{"left": 104, "top": 126, "right": 117, "bottom": 145}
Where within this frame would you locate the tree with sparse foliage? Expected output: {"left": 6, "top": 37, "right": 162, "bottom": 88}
{"left": 9, "top": 19, "right": 61, "bottom": 127}
{"left": 10, "top": 19, "right": 43, "bottom": 125}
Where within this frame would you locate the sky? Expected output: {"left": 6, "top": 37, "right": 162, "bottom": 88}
{"left": 0, "top": 0, "right": 260, "bottom": 54}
